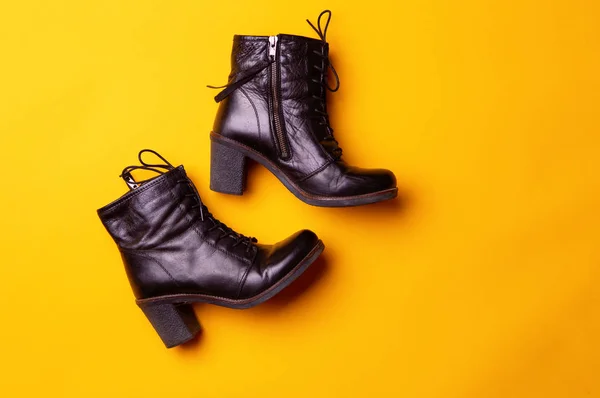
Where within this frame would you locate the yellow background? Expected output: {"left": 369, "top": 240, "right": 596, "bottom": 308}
{"left": 1, "top": 0, "right": 599, "bottom": 396}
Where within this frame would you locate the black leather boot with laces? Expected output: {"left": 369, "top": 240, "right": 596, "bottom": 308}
{"left": 97, "top": 150, "right": 324, "bottom": 348}
{"left": 209, "top": 10, "right": 397, "bottom": 207}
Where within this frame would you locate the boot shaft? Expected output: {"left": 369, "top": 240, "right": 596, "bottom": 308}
{"left": 97, "top": 166, "right": 198, "bottom": 251}
{"left": 213, "top": 33, "right": 336, "bottom": 179}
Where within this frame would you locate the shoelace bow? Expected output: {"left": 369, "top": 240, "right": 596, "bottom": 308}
{"left": 121, "top": 150, "right": 257, "bottom": 252}
{"left": 307, "top": 9, "right": 342, "bottom": 160}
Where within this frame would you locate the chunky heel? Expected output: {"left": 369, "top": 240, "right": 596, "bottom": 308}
{"left": 137, "top": 301, "right": 201, "bottom": 348}
{"left": 210, "top": 140, "right": 247, "bottom": 195}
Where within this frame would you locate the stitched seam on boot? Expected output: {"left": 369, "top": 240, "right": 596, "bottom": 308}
{"left": 121, "top": 249, "right": 180, "bottom": 287}
{"left": 297, "top": 159, "right": 334, "bottom": 182}
{"left": 235, "top": 261, "right": 256, "bottom": 299}
{"left": 98, "top": 168, "right": 180, "bottom": 215}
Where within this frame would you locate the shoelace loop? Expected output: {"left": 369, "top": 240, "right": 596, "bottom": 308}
{"left": 306, "top": 10, "right": 340, "bottom": 92}
{"left": 120, "top": 149, "right": 174, "bottom": 188}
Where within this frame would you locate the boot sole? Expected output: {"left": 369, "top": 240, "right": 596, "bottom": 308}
{"left": 136, "top": 240, "right": 324, "bottom": 347}
{"left": 210, "top": 132, "right": 398, "bottom": 207}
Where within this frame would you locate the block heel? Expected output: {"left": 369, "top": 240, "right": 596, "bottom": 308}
{"left": 210, "top": 139, "right": 247, "bottom": 195}
{"left": 137, "top": 301, "right": 201, "bottom": 348}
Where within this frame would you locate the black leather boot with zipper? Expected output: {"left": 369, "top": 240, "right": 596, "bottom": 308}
{"left": 209, "top": 10, "right": 397, "bottom": 207}
{"left": 97, "top": 150, "right": 324, "bottom": 348}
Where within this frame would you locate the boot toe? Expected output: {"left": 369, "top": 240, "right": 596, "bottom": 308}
{"left": 342, "top": 165, "right": 397, "bottom": 196}
{"left": 238, "top": 230, "right": 320, "bottom": 299}
{"left": 360, "top": 167, "right": 396, "bottom": 193}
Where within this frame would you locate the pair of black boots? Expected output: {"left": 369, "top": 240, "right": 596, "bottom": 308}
{"left": 98, "top": 11, "right": 397, "bottom": 348}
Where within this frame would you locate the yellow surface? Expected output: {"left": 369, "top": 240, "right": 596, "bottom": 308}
{"left": 1, "top": 0, "right": 599, "bottom": 396}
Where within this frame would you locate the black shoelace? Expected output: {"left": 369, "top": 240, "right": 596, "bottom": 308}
{"left": 307, "top": 10, "right": 343, "bottom": 160}
{"left": 121, "top": 150, "right": 257, "bottom": 252}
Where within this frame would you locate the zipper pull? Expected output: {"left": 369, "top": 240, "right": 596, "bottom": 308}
{"left": 121, "top": 171, "right": 140, "bottom": 190}
{"left": 268, "top": 36, "right": 278, "bottom": 61}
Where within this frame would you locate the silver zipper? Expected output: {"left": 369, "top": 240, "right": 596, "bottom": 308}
{"left": 268, "top": 35, "right": 289, "bottom": 159}
{"left": 268, "top": 35, "right": 277, "bottom": 60}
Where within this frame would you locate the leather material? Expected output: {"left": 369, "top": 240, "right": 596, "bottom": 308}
{"left": 212, "top": 33, "right": 397, "bottom": 198}
{"left": 300, "top": 161, "right": 397, "bottom": 197}
{"left": 240, "top": 229, "right": 318, "bottom": 298}
{"left": 98, "top": 166, "right": 319, "bottom": 300}
{"left": 213, "top": 36, "right": 277, "bottom": 160}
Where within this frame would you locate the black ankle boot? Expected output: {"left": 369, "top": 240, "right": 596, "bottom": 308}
{"left": 209, "top": 10, "right": 397, "bottom": 207}
{"left": 98, "top": 150, "right": 324, "bottom": 348}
